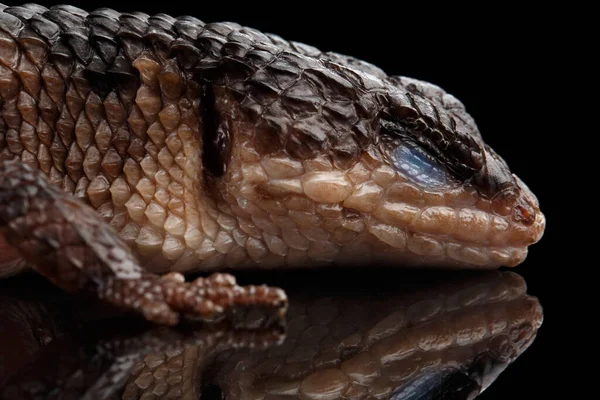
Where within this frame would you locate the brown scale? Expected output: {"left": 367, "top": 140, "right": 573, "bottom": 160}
{"left": 1, "top": 20, "right": 211, "bottom": 271}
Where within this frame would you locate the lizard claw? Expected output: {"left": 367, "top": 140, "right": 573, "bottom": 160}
{"left": 102, "top": 273, "right": 288, "bottom": 326}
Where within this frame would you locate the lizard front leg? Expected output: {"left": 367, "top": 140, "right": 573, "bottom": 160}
{"left": 0, "top": 160, "right": 287, "bottom": 325}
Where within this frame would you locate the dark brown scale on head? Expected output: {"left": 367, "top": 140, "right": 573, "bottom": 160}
{"left": 190, "top": 22, "right": 510, "bottom": 201}
{"left": 193, "top": 33, "right": 385, "bottom": 170}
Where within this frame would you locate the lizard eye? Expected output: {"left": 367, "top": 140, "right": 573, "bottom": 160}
{"left": 391, "top": 142, "right": 449, "bottom": 188}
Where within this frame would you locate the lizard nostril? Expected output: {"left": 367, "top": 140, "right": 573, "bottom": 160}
{"left": 514, "top": 202, "right": 536, "bottom": 226}
{"left": 492, "top": 188, "right": 537, "bottom": 226}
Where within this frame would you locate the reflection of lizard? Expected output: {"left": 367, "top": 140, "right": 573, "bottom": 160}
{"left": 0, "top": 4, "right": 544, "bottom": 325}
{"left": 0, "top": 271, "right": 543, "bottom": 399}
{"left": 0, "top": 276, "right": 285, "bottom": 399}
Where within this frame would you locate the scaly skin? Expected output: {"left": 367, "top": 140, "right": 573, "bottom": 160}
{"left": 0, "top": 4, "right": 545, "bottom": 325}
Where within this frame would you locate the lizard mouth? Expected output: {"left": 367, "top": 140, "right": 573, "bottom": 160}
{"left": 361, "top": 181, "right": 546, "bottom": 268}
{"left": 366, "top": 211, "right": 545, "bottom": 268}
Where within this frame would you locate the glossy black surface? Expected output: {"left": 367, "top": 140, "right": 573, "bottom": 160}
{"left": 0, "top": 270, "right": 541, "bottom": 399}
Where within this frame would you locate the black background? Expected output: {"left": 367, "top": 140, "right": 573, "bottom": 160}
{"left": 2, "top": 1, "right": 572, "bottom": 398}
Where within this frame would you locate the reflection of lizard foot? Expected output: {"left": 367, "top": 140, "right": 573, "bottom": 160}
{"left": 0, "top": 160, "right": 287, "bottom": 326}
{"left": 101, "top": 272, "right": 288, "bottom": 325}
{"left": 0, "top": 281, "right": 286, "bottom": 400}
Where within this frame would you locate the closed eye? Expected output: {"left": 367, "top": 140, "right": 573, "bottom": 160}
{"left": 391, "top": 142, "right": 449, "bottom": 187}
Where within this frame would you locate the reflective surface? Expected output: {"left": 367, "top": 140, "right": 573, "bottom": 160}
{"left": 0, "top": 270, "right": 542, "bottom": 399}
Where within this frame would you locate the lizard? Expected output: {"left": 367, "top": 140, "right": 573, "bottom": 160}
{"left": 0, "top": 4, "right": 545, "bottom": 326}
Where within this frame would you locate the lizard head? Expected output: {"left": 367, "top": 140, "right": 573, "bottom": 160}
{"left": 197, "top": 47, "right": 544, "bottom": 269}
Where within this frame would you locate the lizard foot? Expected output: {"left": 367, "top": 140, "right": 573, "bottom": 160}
{"left": 101, "top": 272, "right": 288, "bottom": 325}
{"left": 0, "top": 160, "right": 287, "bottom": 326}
